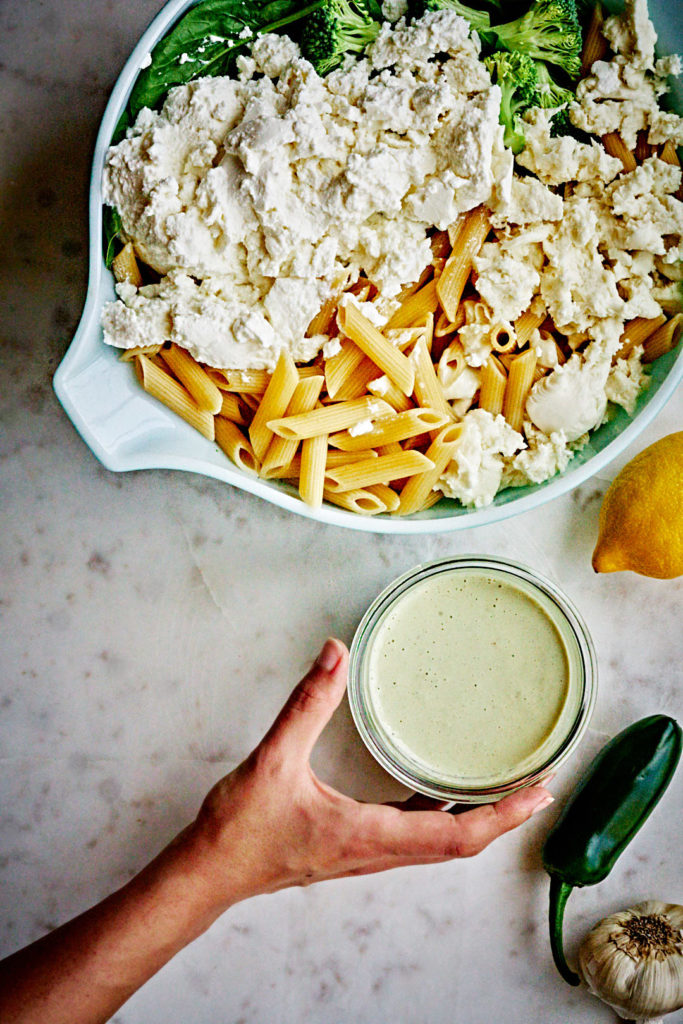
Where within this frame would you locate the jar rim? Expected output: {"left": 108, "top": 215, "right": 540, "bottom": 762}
{"left": 348, "top": 555, "right": 597, "bottom": 803}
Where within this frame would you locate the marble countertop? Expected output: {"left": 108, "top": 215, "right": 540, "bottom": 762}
{"left": 1, "top": 2, "right": 682, "bottom": 1021}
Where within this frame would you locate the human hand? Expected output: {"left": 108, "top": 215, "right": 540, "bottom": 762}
{"left": 182, "top": 638, "right": 554, "bottom": 913}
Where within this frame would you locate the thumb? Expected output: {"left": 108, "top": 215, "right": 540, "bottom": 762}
{"left": 263, "top": 639, "right": 349, "bottom": 762}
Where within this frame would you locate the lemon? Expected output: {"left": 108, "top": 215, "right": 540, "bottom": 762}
{"left": 592, "top": 431, "right": 683, "bottom": 579}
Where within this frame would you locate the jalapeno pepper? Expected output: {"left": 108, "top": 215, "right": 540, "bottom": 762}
{"left": 542, "top": 714, "right": 682, "bottom": 986}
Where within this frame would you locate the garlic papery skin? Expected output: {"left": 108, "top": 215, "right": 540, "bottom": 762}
{"left": 579, "top": 901, "right": 683, "bottom": 1023}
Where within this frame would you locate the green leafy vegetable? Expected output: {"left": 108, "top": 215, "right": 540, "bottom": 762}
{"left": 301, "top": 0, "right": 382, "bottom": 75}
{"left": 487, "top": 0, "right": 583, "bottom": 80}
{"left": 485, "top": 49, "right": 539, "bottom": 153}
{"left": 128, "top": 0, "right": 329, "bottom": 121}
{"left": 103, "top": 206, "right": 123, "bottom": 269}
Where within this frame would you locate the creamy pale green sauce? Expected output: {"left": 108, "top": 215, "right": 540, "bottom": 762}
{"left": 367, "top": 569, "right": 572, "bottom": 780}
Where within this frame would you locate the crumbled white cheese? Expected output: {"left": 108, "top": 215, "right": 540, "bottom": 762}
{"left": 504, "top": 426, "right": 574, "bottom": 487}
{"left": 490, "top": 176, "right": 563, "bottom": 227}
{"left": 103, "top": 13, "right": 510, "bottom": 368}
{"left": 473, "top": 243, "right": 541, "bottom": 322}
{"left": 570, "top": 0, "right": 683, "bottom": 146}
{"left": 348, "top": 418, "right": 376, "bottom": 437}
{"left": 526, "top": 346, "right": 612, "bottom": 442}
{"left": 436, "top": 409, "right": 523, "bottom": 507}
{"left": 605, "top": 345, "right": 649, "bottom": 414}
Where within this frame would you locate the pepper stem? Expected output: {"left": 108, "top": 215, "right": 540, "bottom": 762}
{"left": 548, "top": 876, "right": 580, "bottom": 986}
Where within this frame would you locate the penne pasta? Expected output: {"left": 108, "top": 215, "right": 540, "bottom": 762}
{"left": 118, "top": 344, "right": 162, "bottom": 362}
{"left": 224, "top": 369, "right": 272, "bottom": 394}
{"left": 478, "top": 355, "right": 507, "bottom": 417}
{"left": 489, "top": 323, "right": 517, "bottom": 353}
{"left": 268, "top": 395, "right": 393, "bottom": 441}
{"left": 322, "top": 488, "right": 387, "bottom": 515}
{"left": 581, "top": 1, "right": 607, "bottom": 74}
{"left": 503, "top": 349, "right": 537, "bottom": 432}
{"left": 220, "top": 391, "right": 247, "bottom": 425}
{"left": 434, "top": 307, "right": 466, "bottom": 338}
{"left": 601, "top": 131, "right": 637, "bottom": 172}
{"left": 437, "top": 340, "right": 466, "bottom": 393}
{"left": 260, "top": 375, "right": 324, "bottom": 478}
{"left": 299, "top": 430, "right": 328, "bottom": 508}
{"left": 660, "top": 140, "right": 681, "bottom": 166}
{"left": 161, "top": 343, "right": 223, "bottom": 414}
{"left": 376, "top": 442, "right": 403, "bottom": 457}
{"left": 333, "top": 356, "right": 382, "bottom": 401}
{"left": 635, "top": 130, "right": 652, "bottom": 163}
{"left": 366, "top": 483, "right": 401, "bottom": 513}
{"left": 324, "top": 450, "right": 434, "bottom": 493}
{"left": 337, "top": 301, "right": 415, "bottom": 396}
{"left": 329, "top": 408, "right": 449, "bottom": 451}
{"left": 617, "top": 314, "right": 667, "bottom": 358}
{"left": 397, "top": 423, "right": 463, "bottom": 516}
{"left": 411, "top": 336, "right": 453, "bottom": 420}
{"left": 266, "top": 448, "right": 378, "bottom": 480}
{"left": 642, "top": 313, "right": 683, "bottom": 363}
{"left": 325, "top": 338, "right": 366, "bottom": 398}
{"left": 215, "top": 417, "right": 259, "bottom": 475}
{"left": 134, "top": 354, "right": 214, "bottom": 441}
{"left": 367, "top": 375, "right": 414, "bottom": 413}
{"left": 248, "top": 350, "right": 299, "bottom": 461}
{"left": 436, "top": 205, "right": 490, "bottom": 321}
{"left": 306, "top": 294, "right": 340, "bottom": 336}
{"left": 385, "top": 278, "right": 439, "bottom": 330}
{"left": 112, "top": 242, "right": 143, "bottom": 287}
{"left": 514, "top": 305, "right": 546, "bottom": 347}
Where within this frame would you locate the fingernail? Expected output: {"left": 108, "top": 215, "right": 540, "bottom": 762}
{"left": 315, "top": 638, "right": 341, "bottom": 672}
{"left": 531, "top": 794, "right": 555, "bottom": 815}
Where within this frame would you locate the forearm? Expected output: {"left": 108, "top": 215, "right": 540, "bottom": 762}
{"left": 0, "top": 828, "right": 228, "bottom": 1024}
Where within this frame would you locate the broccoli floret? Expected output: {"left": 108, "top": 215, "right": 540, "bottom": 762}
{"left": 415, "top": 0, "right": 492, "bottom": 36}
{"left": 485, "top": 50, "right": 539, "bottom": 153}
{"left": 490, "top": 0, "right": 583, "bottom": 80}
{"left": 301, "top": 0, "right": 381, "bottom": 76}
{"left": 535, "top": 58, "right": 575, "bottom": 108}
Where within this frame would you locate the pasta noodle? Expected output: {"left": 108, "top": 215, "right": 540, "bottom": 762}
{"left": 617, "top": 314, "right": 667, "bottom": 358}
{"left": 325, "top": 338, "right": 366, "bottom": 398}
{"left": 489, "top": 323, "right": 517, "bottom": 353}
{"left": 329, "top": 407, "right": 448, "bottom": 451}
{"left": 642, "top": 313, "right": 683, "bottom": 363}
{"left": 161, "top": 343, "right": 223, "bottom": 414}
{"left": 118, "top": 344, "right": 161, "bottom": 362}
{"left": 601, "top": 131, "right": 637, "bottom": 172}
{"left": 268, "top": 395, "right": 393, "bottom": 441}
{"left": 322, "top": 488, "right": 387, "bottom": 515}
{"left": 503, "top": 349, "right": 537, "bottom": 432}
{"left": 333, "top": 356, "right": 382, "bottom": 401}
{"left": 581, "top": 1, "right": 607, "bottom": 73}
{"left": 224, "top": 369, "right": 271, "bottom": 394}
{"left": 248, "top": 350, "right": 299, "bottom": 461}
{"left": 112, "top": 242, "right": 143, "bottom": 287}
{"left": 134, "top": 354, "right": 215, "bottom": 441}
{"left": 385, "top": 279, "right": 439, "bottom": 330}
{"left": 220, "top": 392, "right": 247, "bottom": 425}
{"left": 434, "top": 307, "right": 466, "bottom": 337}
{"left": 514, "top": 304, "right": 546, "bottom": 346}
{"left": 411, "top": 336, "right": 453, "bottom": 420}
{"left": 397, "top": 424, "right": 463, "bottom": 516}
{"left": 215, "top": 417, "right": 259, "bottom": 475}
{"left": 299, "top": 429, "right": 328, "bottom": 508}
{"left": 324, "top": 450, "right": 434, "bottom": 492}
{"left": 479, "top": 355, "right": 507, "bottom": 416}
{"left": 436, "top": 205, "right": 489, "bottom": 321}
{"left": 260, "top": 375, "right": 324, "bottom": 478}
{"left": 337, "top": 301, "right": 415, "bottom": 396}
{"left": 366, "top": 483, "right": 401, "bottom": 513}
{"left": 367, "top": 376, "right": 414, "bottom": 413}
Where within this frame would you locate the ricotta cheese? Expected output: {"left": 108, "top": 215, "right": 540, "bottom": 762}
{"left": 102, "top": 12, "right": 510, "bottom": 369}
{"left": 526, "top": 345, "right": 612, "bottom": 442}
{"left": 436, "top": 409, "right": 523, "bottom": 508}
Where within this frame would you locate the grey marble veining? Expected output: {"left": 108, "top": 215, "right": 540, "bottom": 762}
{"left": 1, "top": 2, "right": 682, "bottom": 1022}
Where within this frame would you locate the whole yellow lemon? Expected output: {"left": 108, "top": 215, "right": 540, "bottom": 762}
{"left": 592, "top": 431, "right": 683, "bottom": 579}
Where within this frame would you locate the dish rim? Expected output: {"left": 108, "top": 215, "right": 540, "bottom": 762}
{"left": 53, "top": 0, "right": 683, "bottom": 534}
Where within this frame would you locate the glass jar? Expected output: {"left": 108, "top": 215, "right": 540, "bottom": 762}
{"left": 348, "top": 556, "right": 597, "bottom": 803}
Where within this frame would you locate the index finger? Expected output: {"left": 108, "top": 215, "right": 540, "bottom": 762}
{"left": 373, "top": 786, "right": 554, "bottom": 861}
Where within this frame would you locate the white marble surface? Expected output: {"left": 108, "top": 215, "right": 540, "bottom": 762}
{"left": 1, "top": 2, "right": 682, "bottom": 1021}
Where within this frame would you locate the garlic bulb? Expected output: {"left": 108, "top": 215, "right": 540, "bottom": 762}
{"left": 579, "top": 901, "right": 683, "bottom": 1023}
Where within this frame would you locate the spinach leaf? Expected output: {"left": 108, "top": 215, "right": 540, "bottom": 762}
{"left": 103, "top": 206, "right": 123, "bottom": 268}
{"left": 128, "top": 0, "right": 327, "bottom": 120}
